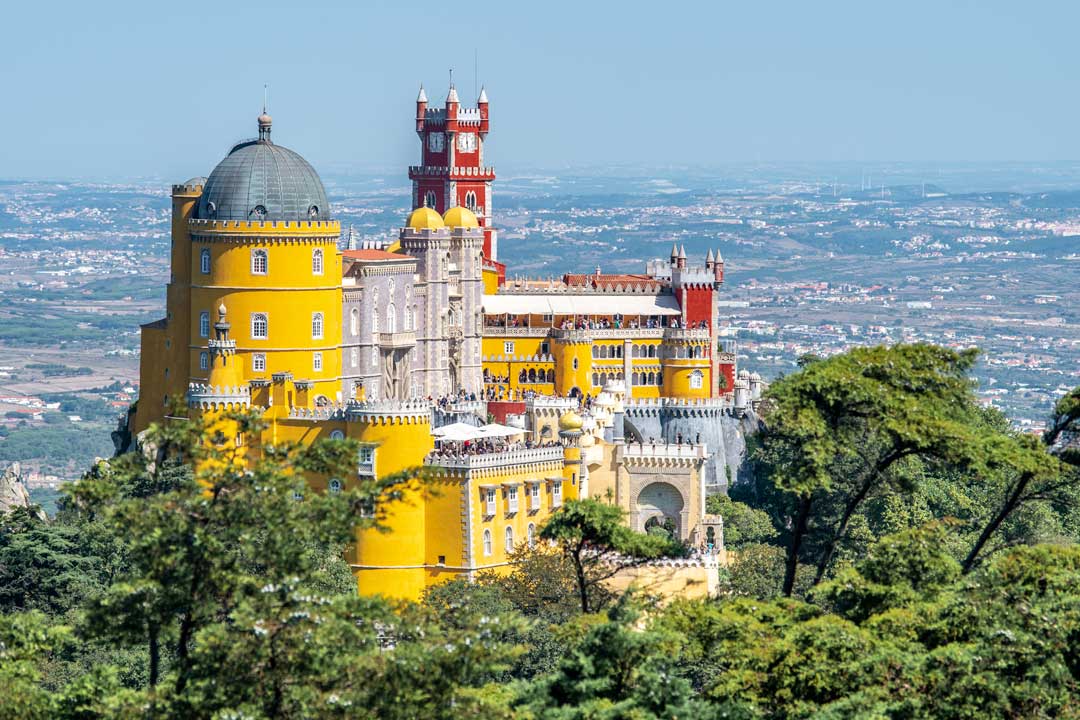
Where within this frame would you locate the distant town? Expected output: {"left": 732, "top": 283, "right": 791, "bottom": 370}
{"left": 1, "top": 165, "right": 1078, "bottom": 486}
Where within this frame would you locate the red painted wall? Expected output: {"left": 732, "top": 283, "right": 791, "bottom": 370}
{"left": 682, "top": 286, "right": 713, "bottom": 327}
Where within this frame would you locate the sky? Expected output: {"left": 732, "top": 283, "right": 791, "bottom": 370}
{"left": 1, "top": 0, "right": 1077, "bottom": 180}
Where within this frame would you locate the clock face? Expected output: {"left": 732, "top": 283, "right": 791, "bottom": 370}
{"left": 457, "top": 132, "right": 477, "bottom": 152}
{"left": 427, "top": 133, "right": 444, "bottom": 152}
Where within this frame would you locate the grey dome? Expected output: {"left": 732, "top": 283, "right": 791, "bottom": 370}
{"left": 195, "top": 118, "right": 330, "bottom": 222}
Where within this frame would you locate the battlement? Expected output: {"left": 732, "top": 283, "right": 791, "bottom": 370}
{"left": 408, "top": 165, "right": 496, "bottom": 179}
{"left": 344, "top": 399, "right": 432, "bottom": 424}
{"left": 287, "top": 404, "right": 348, "bottom": 421}
{"left": 186, "top": 383, "right": 251, "bottom": 410}
{"left": 188, "top": 218, "right": 342, "bottom": 237}
{"left": 624, "top": 397, "right": 733, "bottom": 418}
{"left": 526, "top": 396, "right": 579, "bottom": 413}
{"left": 172, "top": 182, "right": 205, "bottom": 194}
{"left": 620, "top": 442, "right": 708, "bottom": 465}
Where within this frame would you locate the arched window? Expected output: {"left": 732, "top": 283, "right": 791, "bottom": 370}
{"left": 372, "top": 304, "right": 379, "bottom": 335}
{"left": 600, "top": 345, "right": 608, "bottom": 359}
{"left": 647, "top": 372, "right": 655, "bottom": 385}
{"left": 199, "top": 351, "right": 209, "bottom": 371}
{"left": 465, "top": 191, "right": 477, "bottom": 210}
{"left": 312, "top": 312, "right": 324, "bottom": 339}
{"left": 632, "top": 345, "right": 640, "bottom": 358}
{"left": 424, "top": 190, "right": 437, "bottom": 209}
{"left": 313, "top": 353, "right": 323, "bottom": 372}
{"left": 647, "top": 345, "right": 656, "bottom": 358}
{"left": 631, "top": 372, "right": 639, "bottom": 385}
{"left": 482, "top": 529, "right": 493, "bottom": 557}
{"left": 386, "top": 303, "right": 396, "bottom": 333}
{"left": 350, "top": 307, "right": 360, "bottom": 335}
{"left": 312, "top": 248, "right": 324, "bottom": 276}
{"left": 690, "top": 370, "right": 704, "bottom": 389}
{"left": 251, "top": 249, "right": 268, "bottom": 275}
{"left": 528, "top": 368, "right": 537, "bottom": 383}
{"left": 592, "top": 345, "right": 599, "bottom": 359}
{"left": 200, "top": 248, "right": 211, "bottom": 274}
{"left": 330, "top": 430, "right": 344, "bottom": 440}
{"left": 657, "top": 371, "right": 663, "bottom": 385}
{"left": 251, "top": 313, "right": 268, "bottom": 339}
{"left": 504, "top": 526, "right": 514, "bottom": 553}
{"left": 592, "top": 372, "right": 600, "bottom": 387}
{"left": 527, "top": 523, "right": 536, "bottom": 549}
{"left": 547, "top": 369, "right": 555, "bottom": 383}
{"left": 199, "top": 311, "right": 210, "bottom": 338}
{"left": 329, "top": 478, "right": 342, "bottom": 493}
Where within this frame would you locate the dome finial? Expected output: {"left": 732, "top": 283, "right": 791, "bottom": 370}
{"left": 258, "top": 84, "right": 272, "bottom": 142}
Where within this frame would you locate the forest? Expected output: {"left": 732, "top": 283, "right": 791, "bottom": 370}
{"left": 1, "top": 343, "right": 1078, "bottom": 719}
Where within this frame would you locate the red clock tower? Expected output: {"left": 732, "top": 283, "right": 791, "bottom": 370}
{"left": 411, "top": 83, "right": 504, "bottom": 283}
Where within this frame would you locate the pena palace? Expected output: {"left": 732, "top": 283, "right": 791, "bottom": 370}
{"left": 130, "top": 82, "right": 767, "bottom": 601}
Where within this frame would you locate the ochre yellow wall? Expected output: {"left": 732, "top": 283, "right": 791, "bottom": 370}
{"left": 348, "top": 414, "right": 434, "bottom": 599}
{"left": 187, "top": 220, "right": 342, "bottom": 406}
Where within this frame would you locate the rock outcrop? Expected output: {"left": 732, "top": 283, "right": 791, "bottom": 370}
{"left": 0, "top": 462, "right": 46, "bottom": 519}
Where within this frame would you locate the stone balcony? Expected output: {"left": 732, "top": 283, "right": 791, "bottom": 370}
{"left": 663, "top": 327, "right": 711, "bottom": 342}
{"left": 424, "top": 445, "right": 563, "bottom": 471}
{"left": 379, "top": 330, "right": 416, "bottom": 350}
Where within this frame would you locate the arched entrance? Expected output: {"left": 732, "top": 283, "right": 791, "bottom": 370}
{"left": 636, "top": 482, "right": 685, "bottom": 539}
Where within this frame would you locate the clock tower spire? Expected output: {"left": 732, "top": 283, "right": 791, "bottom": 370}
{"left": 409, "top": 79, "right": 502, "bottom": 283}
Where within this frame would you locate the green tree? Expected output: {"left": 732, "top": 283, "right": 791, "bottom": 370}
{"left": 705, "top": 494, "right": 777, "bottom": 549}
{"left": 540, "top": 499, "right": 684, "bottom": 614}
{"left": 755, "top": 344, "right": 983, "bottom": 595}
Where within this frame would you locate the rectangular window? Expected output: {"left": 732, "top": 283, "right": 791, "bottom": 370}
{"left": 503, "top": 341, "right": 515, "bottom": 355}
{"left": 199, "top": 351, "right": 208, "bottom": 371}
{"left": 552, "top": 481, "right": 562, "bottom": 508}
{"left": 529, "top": 483, "right": 541, "bottom": 511}
{"left": 350, "top": 348, "right": 358, "bottom": 368}
{"left": 313, "top": 352, "right": 323, "bottom": 372}
{"left": 200, "top": 249, "right": 211, "bottom": 275}
{"left": 252, "top": 353, "right": 266, "bottom": 372}
{"left": 507, "top": 486, "right": 519, "bottom": 514}
{"left": 312, "top": 312, "right": 324, "bottom": 340}
{"left": 199, "top": 311, "right": 210, "bottom": 338}
{"left": 542, "top": 314, "right": 553, "bottom": 323}
{"left": 251, "top": 313, "right": 268, "bottom": 340}
{"left": 251, "top": 249, "right": 268, "bottom": 275}
{"left": 484, "top": 488, "right": 496, "bottom": 517}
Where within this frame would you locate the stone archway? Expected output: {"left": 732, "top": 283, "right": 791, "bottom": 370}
{"left": 635, "top": 482, "right": 685, "bottom": 539}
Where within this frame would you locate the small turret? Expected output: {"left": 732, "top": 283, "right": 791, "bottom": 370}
{"left": 670, "top": 243, "right": 679, "bottom": 265}
{"left": 415, "top": 84, "right": 427, "bottom": 133}
{"left": 677, "top": 244, "right": 687, "bottom": 270}
{"left": 714, "top": 249, "right": 724, "bottom": 284}
{"left": 445, "top": 84, "right": 459, "bottom": 128}
{"left": 477, "top": 86, "right": 489, "bottom": 134}
{"left": 705, "top": 248, "right": 715, "bottom": 272}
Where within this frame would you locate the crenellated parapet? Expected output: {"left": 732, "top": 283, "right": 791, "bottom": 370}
{"left": 618, "top": 441, "right": 708, "bottom": 468}
{"left": 187, "top": 383, "right": 251, "bottom": 410}
{"left": 287, "top": 404, "right": 348, "bottom": 421}
{"left": 344, "top": 399, "right": 433, "bottom": 425}
{"left": 624, "top": 397, "right": 731, "bottom": 418}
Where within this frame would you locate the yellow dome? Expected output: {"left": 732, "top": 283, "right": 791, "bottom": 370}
{"left": 558, "top": 410, "right": 584, "bottom": 431}
{"left": 407, "top": 206, "right": 445, "bottom": 230}
{"left": 443, "top": 206, "right": 479, "bottom": 229}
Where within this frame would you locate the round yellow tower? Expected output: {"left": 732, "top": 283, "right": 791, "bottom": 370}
{"left": 558, "top": 409, "right": 584, "bottom": 501}
{"left": 186, "top": 113, "right": 343, "bottom": 410}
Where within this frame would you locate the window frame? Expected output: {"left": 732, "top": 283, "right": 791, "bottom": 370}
{"left": 312, "top": 311, "right": 324, "bottom": 340}
{"left": 250, "top": 248, "right": 268, "bottom": 275}
{"left": 252, "top": 353, "right": 266, "bottom": 372}
{"left": 313, "top": 352, "right": 323, "bottom": 372}
{"left": 199, "top": 248, "right": 211, "bottom": 275}
{"left": 312, "top": 247, "right": 324, "bottom": 276}
{"left": 250, "top": 313, "right": 268, "bottom": 340}
{"left": 482, "top": 529, "right": 493, "bottom": 557}
{"left": 199, "top": 351, "right": 209, "bottom": 371}
{"left": 199, "top": 311, "right": 210, "bottom": 338}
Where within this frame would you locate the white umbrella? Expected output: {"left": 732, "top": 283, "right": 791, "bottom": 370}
{"left": 432, "top": 422, "right": 488, "bottom": 442}
{"left": 479, "top": 423, "right": 525, "bottom": 438}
